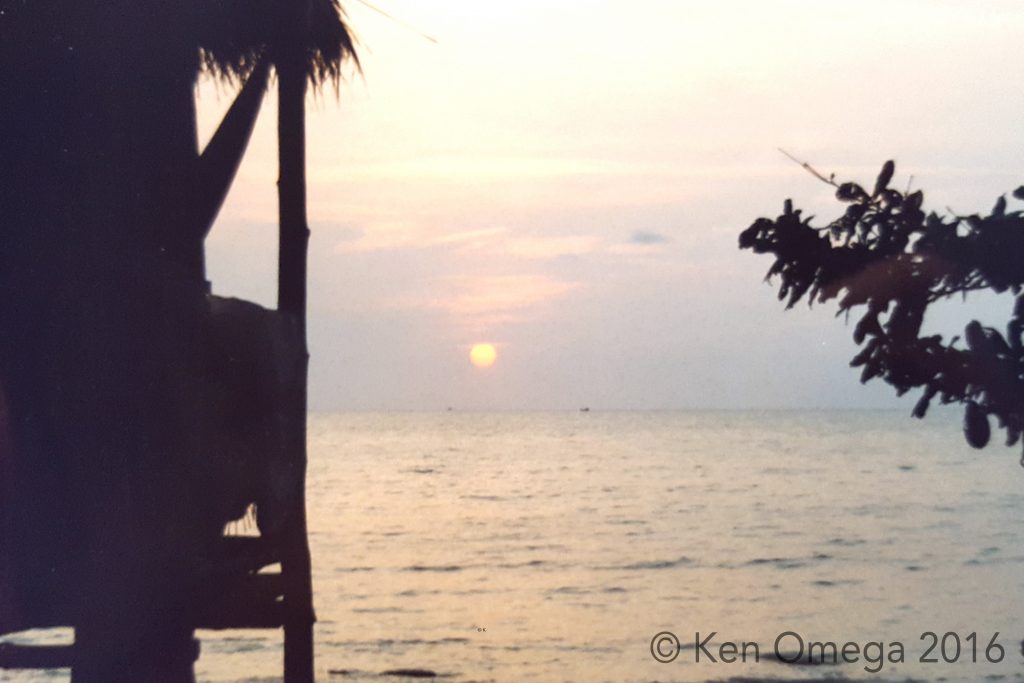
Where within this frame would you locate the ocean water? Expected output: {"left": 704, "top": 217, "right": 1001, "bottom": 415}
{"left": 7, "top": 410, "right": 1024, "bottom": 682}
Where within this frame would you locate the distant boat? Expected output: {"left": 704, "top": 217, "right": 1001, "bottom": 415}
{"left": 579, "top": 407, "right": 590, "bottom": 412}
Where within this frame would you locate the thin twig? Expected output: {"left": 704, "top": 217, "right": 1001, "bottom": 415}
{"left": 927, "top": 281, "right": 990, "bottom": 303}
{"left": 351, "top": 0, "right": 439, "bottom": 43}
{"left": 778, "top": 148, "right": 838, "bottom": 187}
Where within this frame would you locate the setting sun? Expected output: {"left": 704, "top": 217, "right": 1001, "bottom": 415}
{"left": 469, "top": 343, "right": 497, "bottom": 368}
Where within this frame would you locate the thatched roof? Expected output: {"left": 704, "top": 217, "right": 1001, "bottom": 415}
{"left": 198, "top": 0, "right": 359, "bottom": 87}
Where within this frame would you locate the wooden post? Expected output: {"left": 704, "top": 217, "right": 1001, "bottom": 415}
{"left": 277, "top": 33, "right": 315, "bottom": 683}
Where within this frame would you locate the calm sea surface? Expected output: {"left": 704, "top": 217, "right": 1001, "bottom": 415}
{"left": 8, "top": 410, "right": 1024, "bottom": 682}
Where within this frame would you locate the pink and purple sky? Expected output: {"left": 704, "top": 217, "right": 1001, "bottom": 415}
{"left": 198, "top": 0, "right": 1024, "bottom": 410}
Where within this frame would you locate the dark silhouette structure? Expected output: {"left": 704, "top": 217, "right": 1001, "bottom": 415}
{"left": 0, "top": 1, "right": 356, "bottom": 680}
{"left": 740, "top": 159, "right": 1024, "bottom": 456}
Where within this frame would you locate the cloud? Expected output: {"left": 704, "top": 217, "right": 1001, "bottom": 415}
{"left": 629, "top": 230, "right": 670, "bottom": 245}
{"left": 332, "top": 224, "right": 510, "bottom": 254}
{"left": 331, "top": 220, "right": 438, "bottom": 253}
{"left": 435, "top": 227, "right": 508, "bottom": 246}
{"left": 309, "top": 155, "right": 632, "bottom": 184}
{"left": 428, "top": 274, "right": 579, "bottom": 318}
{"left": 331, "top": 225, "right": 365, "bottom": 243}
{"left": 460, "top": 234, "right": 600, "bottom": 260}
{"left": 603, "top": 230, "right": 672, "bottom": 257}
{"left": 334, "top": 222, "right": 601, "bottom": 261}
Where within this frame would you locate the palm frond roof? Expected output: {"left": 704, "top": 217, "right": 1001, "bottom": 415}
{"left": 198, "top": 0, "right": 359, "bottom": 86}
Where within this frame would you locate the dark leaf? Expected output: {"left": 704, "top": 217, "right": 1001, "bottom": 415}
{"left": 964, "top": 401, "right": 990, "bottom": 449}
{"left": 738, "top": 223, "right": 759, "bottom": 249}
{"left": 853, "top": 322, "right": 866, "bottom": 345}
{"left": 853, "top": 312, "right": 882, "bottom": 345}
{"left": 992, "top": 195, "right": 1007, "bottom": 216}
{"left": 873, "top": 160, "right": 895, "bottom": 197}
{"left": 912, "top": 386, "right": 937, "bottom": 419}
{"left": 964, "top": 320, "right": 985, "bottom": 353}
{"left": 1007, "top": 319, "right": 1022, "bottom": 351}
{"left": 860, "top": 361, "right": 882, "bottom": 383}
{"left": 836, "top": 183, "right": 867, "bottom": 203}
{"left": 850, "top": 340, "right": 876, "bottom": 367}
{"left": 881, "top": 189, "right": 902, "bottom": 208}
{"left": 986, "top": 328, "right": 1011, "bottom": 356}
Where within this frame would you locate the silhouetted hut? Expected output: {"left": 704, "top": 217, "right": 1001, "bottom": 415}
{"left": 0, "top": 1, "right": 357, "bottom": 681}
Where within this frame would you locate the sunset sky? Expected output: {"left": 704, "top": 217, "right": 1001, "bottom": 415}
{"left": 198, "top": 0, "right": 1024, "bottom": 411}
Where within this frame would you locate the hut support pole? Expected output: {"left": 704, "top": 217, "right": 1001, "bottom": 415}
{"left": 277, "top": 41, "right": 315, "bottom": 683}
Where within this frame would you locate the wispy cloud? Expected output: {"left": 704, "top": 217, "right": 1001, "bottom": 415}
{"left": 334, "top": 222, "right": 601, "bottom": 260}
{"left": 434, "top": 227, "right": 508, "bottom": 245}
{"left": 331, "top": 220, "right": 443, "bottom": 253}
{"left": 428, "top": 274, "right": 579, "bottom": 318}
{"left": 457, "top": 233, "right": 600, "bottom": 260}
{"left": 629, "top": 230, "right": 670, "bottom": 245}
{"left": 310, "top": 155, "right": 632, "bottom": 184}
{"left": 602, "top": 230, "right": 672, "bottom": 257}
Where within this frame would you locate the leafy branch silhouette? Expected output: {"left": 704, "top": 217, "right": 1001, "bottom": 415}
{"left": 740, "top": 159, "right": 1024, "bottom": 456}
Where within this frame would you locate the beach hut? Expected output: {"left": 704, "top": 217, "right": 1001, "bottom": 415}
{"left": 0, "top": 1, "right": 357, "bottom": 680}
